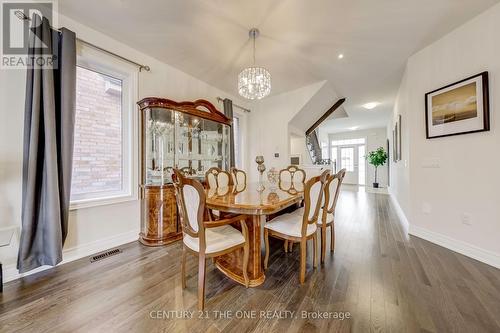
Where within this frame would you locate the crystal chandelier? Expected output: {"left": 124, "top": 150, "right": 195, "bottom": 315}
{"left": 238, "top": 28, "right": 271, "bottom": 100}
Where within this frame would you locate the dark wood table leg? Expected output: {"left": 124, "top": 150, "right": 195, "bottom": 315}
{"left": 214, "top": 215, "right": 265, "bottom": 287}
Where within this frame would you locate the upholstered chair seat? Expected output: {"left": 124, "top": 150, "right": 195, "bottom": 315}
{"left": 265, "top": 210, "right": 317, "bottom": 237}
{"left": 183, "top": 225, "right": 245, "bottom": 254}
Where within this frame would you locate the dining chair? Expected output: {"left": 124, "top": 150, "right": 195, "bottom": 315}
{"left": 180, "top": 166, "right": 196, "bottom": 176}
{"left": 264, "top": 169, "right": 330, "bottom": 284}
{"left": 278, "top": 165, "right": 306, "bottom": 199}
{"left": 318, "top": 169, "right": 346, "bottom": 263}
{"left": 172, "top": 169, "right": 250, "bottom": 311}
{"left": 205, "top": 167, "right": 233, "bottom": 189}
{"left": 230, "top": 167, "right": 247, "bottom": 186}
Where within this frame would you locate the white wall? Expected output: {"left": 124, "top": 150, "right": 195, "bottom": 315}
{"left": 388, "top": 69, "right": 412, "bottom": 217}
{"left": 329, "top": 128, "right": 389, "bottom": 187}
{"left": 0, "top": 13, "right": 248, "bottom": 281}
{"left": 390, "top": 3, "right": 500, "bottom": 267}
{"left": 247, "top": 81, "right": 325, "bottom": 180}
{"left": 290, "top": 136, "right": 312, "bottom": 165}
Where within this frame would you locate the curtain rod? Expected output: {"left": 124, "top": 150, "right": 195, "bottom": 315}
{"left": 216, "top": 97, "right": 251, "bottom": 113}
{"left": 15, "top": 11, "right": 151, "bottom": 72}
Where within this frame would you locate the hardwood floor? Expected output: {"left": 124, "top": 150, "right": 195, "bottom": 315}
{"left": 2, "top": 187, "right": 500, "bottom": 332}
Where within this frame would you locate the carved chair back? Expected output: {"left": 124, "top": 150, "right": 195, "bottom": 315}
{"left": 279, "top": 165, "right": 306, "bottom": 184}
{"left": 300, "top": 170, "right": 330, "bottom": 236}
{"left": 230, "top": 167, "right": 247, "bottom": 186}
{"left": 205, "top": 167, "right": 233, "bottom": 189}
{"left": 180, "top": 166, "right": 196, "bottom": 176}
{"left": 323, "top": 169, "right": 346, "bottom": 219}
{"left": 172, "top": 169, "right": 206, "bottom": 249}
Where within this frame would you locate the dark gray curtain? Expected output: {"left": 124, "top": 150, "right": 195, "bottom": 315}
{"left": 223, "top": 98, "right": 235, "bottom": 168}
{"left": 17, "top": 15, "right": 76, "bottom": 273}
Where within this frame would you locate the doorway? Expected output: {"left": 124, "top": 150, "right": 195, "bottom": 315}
{"left": 331, "top": 138, "right": 366, "bottom": 185}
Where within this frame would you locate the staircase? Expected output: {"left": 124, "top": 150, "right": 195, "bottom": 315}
{"left": 304, "top": 97, "right": 346, "bottom": 165}
{"left": 306, "top": 130, "right": 322, "bottom": 164}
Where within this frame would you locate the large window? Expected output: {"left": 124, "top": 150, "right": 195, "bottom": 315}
{"left": 72, "top": 67, "right": 123, "bottom": 197}
{"left": 232, "top": 111, "right": 247, "bottom": 169}
{"left": 358, "top": 145, "right": 366, "bottom": 185}
{"left": 321, "top": 141, "right": 329, "bottom": 160}
{"left": 233, "top": 116, "right": 241, "bottom": 168}
{"left": 340, "top": 147, "right": 354, "bottom": 172}
{"left": 331, "top": 138, "right": 366, "bottom": 146}
{"left": 331, "top": 147, "right": 338, "bottom": 171}
{"left": 70, "top": 45, "right": 137, "bottom": 208}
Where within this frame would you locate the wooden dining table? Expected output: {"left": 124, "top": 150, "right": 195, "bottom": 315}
{"left": 205, "top": 182, "right": 304, "bottom": 287}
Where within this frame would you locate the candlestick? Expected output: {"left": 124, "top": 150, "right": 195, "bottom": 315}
{"left": 255, "top": 156, "right": 266, "bottom": 191}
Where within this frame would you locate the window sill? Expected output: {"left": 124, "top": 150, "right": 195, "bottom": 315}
{"left": 70, "top": 193, "right": 138, "bottom": 211}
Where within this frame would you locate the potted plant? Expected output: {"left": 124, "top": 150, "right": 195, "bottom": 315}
{"left": 366, "top": 147, "right": 388, "bottom": 188}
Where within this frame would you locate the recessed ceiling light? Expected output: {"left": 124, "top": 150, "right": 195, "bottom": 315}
{"left": 362, "top": 102, "right": 379, "bottom": 110}
{"left": 349, "top": 126, "right": 359, "bottom": 131}
{"left": 338, "top": 54, "right": 344, "bottom": 59}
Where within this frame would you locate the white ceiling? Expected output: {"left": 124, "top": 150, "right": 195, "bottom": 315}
{"left": 60, "top": 0, "right": 499, "bottom": 132}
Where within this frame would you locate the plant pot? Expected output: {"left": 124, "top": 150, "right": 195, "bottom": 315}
{"left": 373, "top": 182, "right": 379, "bottom": 188}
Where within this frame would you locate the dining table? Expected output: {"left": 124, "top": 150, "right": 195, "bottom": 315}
{"left": 205, "top": 182, "right": 304, "bottom": 287}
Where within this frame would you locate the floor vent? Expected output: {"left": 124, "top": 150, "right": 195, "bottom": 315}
{"left": 90, "top": 248, "right": 122, "bottom": 263}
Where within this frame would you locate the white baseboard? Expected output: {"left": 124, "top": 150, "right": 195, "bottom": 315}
{"left": 388, "top": 188, "right": 500, "bottom": 269}
{"left": 388, "top": 187, "right": 409, "bottom": 233}
{"left": 3, "top": 229, "right": 139, "bottom": 283}
{"left": 409, "top": 225, "right": 500, "bottom": 269}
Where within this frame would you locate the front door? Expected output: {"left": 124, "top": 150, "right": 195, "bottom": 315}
{"left": 338, "top": 145, "right": 366, "bottom": 185}
{"left": 330, "top": 138, "right": 367, "bottom": 185}
{"left": 340, "top": 146, "right": 357, "bottom": 184}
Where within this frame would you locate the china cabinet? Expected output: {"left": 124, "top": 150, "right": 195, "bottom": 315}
{"left": 137, "top": 97, "right": 232, "bottom": 246}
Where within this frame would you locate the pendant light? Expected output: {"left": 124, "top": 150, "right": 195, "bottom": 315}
{"left": 238, "top": 28, "right": 271, "bottom": 100}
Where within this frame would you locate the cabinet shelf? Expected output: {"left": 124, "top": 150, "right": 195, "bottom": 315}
{"left": 177, "top": 157, "right": 223, "bottom": 162}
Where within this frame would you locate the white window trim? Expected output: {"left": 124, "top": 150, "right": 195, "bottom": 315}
{"left": 70, "top": 44, "right": 139, "bottom": 210}
{"left": 233, "top": 109, "right": 248, "bottom": 170}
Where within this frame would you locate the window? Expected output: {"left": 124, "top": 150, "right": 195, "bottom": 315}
{"left": 331, "top": 147, "right": 338, "bottom": 171}
{"left": 331, "top": 138, "right": 366, "bottom": 146}
{"left": 72, "top": 67, "right": 122, "bottom": 197}
{"left": 70, "top": 45, "right": 138, "bottom": 209}
{"left": 340, "top": 147, "right": 354, "bottom": 172}
{"left": 232, "top": 111, "right": 247, "bottom": 169}
{"left": 233, "top": 116, "right": 241, "bottom": 168}
{"left": 321, "top": 141, "right": 329, "bottom": 160}
{"left": 358, "top": 145, "right": 366, "bottom": 185}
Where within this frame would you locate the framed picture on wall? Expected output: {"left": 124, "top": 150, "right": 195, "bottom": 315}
{"left": 386, "top": 139, "right": 390, "bottom": 186}
{"left": 425, "top": 72, "right": 490, "bottom": 139}
{"left": 397, "top": 114, "right": 402, "bottom": 161}
{"left": 392, "top": 126, "right": 397, "bottom": 163}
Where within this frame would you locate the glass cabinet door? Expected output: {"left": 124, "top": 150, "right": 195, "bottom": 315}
{"left": 142, "top": 105, "right": 231, "bottom": 185}
{"left": 143, "top": 107, "right": 175, "bottom": 185}
{"left": 174, "top": 112, "right": 230, "bottom": 177}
